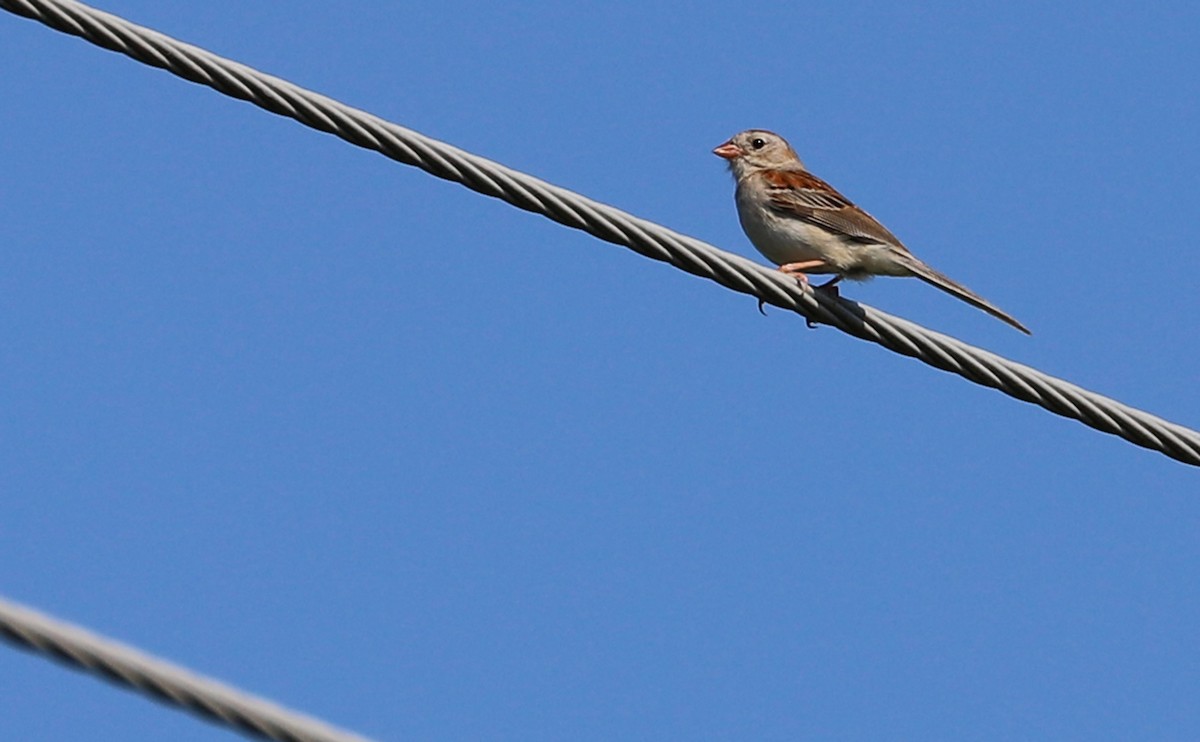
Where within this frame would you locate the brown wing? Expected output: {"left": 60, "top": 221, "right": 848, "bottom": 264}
{"left": 759, "top": 168, "right": 909, "bottom": 251}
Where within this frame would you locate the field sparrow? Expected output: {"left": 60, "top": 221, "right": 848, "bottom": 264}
{"left": 714, "top": 129, "right": 1030, "bottom": 334}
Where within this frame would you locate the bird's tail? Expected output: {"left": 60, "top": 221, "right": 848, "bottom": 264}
{"left": 900, "top": 258, "right": 1031, "bottom": 335}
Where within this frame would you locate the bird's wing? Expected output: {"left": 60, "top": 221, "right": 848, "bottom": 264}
{"left": 759, "top": 168, "right": 910, "bottom": 251}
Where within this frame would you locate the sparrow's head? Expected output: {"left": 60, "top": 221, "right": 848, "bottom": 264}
{"left": 713, "top": 129, "right": 803, "bottom": 176}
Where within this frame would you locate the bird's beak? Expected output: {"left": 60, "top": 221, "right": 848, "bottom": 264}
{"left": 712, "top": 141, "right": 741, "bottom": 160}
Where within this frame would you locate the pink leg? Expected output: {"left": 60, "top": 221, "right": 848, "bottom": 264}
{"left": 759, "top": 260, "right": 836, "bottom": 315}
{"left": 778, "top": 260, "right": 831, "bottom": 283}
{"left": 763, "top": 262, "right": 843, "bottom": 322}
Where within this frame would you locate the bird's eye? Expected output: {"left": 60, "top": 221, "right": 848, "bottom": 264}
{"left": 751, "top": 138, "right": 766, "bottom": 150}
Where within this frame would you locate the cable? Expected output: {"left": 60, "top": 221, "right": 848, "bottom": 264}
{"left": 2, "top": 0, "right": 1198, "bottom": 467}
{"left": 0, "top": 595, "right": 377, "bottom": 742}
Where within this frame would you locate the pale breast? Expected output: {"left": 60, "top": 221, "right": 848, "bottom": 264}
{"left": 735, "top": 183, "right": 854, "bottom": 273}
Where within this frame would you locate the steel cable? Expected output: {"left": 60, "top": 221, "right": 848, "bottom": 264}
{"left": 2, "top": 0, "right": 1198, "bottom": 468}
{"left": 0, "top": 596, "right": 377, "bottom": 742}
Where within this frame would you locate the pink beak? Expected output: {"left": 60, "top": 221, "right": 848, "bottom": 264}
{"left": 712, "top": 141, "right": 741, "bottom": 160}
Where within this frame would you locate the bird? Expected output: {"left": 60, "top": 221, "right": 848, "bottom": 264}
{"left": 713, "top": 129, "right": 1030, "bottom": 334}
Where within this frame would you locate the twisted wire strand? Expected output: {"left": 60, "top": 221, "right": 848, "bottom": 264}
{"left": 0, "top": 595, "right": 377, "bottom": 742}
{"left": 2, "top": 0, "right": 1199, "bottom": 466}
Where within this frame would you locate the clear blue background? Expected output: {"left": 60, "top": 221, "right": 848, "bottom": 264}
{"left": 2, "top": 2, "right": 1198, "bottom": 740}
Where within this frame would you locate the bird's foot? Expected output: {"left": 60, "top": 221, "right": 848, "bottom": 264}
{"left": 803, "top": 279, "right": 843, "bottom": 328}
{"left": 760, "top": 263, "right": 840, "bottom": 325}
{"left": 758, "top": 267, "right": 812, "bottom": 316}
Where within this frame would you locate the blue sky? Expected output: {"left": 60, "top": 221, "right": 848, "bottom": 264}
{"left": 2, "top": 2, "right": 1198, "bottom": 740}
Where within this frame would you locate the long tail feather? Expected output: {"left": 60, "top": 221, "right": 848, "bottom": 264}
{"left": 901, "top": 259, "right": 1031, "bottom": 335}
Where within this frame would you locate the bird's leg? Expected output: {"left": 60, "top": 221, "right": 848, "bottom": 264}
{"left": 758, "top": 261, "right": 835, "bottom": 315}
{"left": 778, "top": 260, "right": 830, "bottom": 280}
{"left": 783, "top": 263, "right": 840, "bottom": 328}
